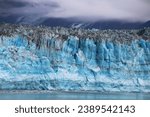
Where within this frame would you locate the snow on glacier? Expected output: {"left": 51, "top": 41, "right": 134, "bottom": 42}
{"left": 0, "top": 26, "right": 150, "bottom": 92}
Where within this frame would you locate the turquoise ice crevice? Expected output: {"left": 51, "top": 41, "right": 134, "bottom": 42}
{"left": 0, "top": 26, "right": 150, "bottom": 92}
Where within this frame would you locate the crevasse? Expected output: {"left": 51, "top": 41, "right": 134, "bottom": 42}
{"left": 0, "top": 26, "right": 150, "bottom": 92}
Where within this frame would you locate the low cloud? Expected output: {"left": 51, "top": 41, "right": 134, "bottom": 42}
{"left": 0, "top": 0, "right": 150, "bottom": 22}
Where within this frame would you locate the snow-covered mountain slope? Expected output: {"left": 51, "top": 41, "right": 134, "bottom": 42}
{"left": 0, "top": 24, "right": 150, "bottom": 92}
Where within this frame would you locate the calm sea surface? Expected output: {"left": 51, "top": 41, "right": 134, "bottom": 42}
{"left": 0, "top": 90, "right": 150, "bottom": 100}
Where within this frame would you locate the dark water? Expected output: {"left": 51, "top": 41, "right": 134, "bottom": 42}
{"left": 0, "top": 90, "right": 150, "bottom": 100}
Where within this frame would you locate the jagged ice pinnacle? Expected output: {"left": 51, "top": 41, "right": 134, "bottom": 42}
{"left": 0, "top": 24, "right": 150, "bottom": 92}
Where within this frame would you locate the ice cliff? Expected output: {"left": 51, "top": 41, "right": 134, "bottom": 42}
{"left": 0, "top": 24, "right": 150, "bottom": 92}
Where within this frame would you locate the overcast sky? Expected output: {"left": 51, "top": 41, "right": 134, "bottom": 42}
{"left": 0, "top": 0, "right": 150, "bottom": 22}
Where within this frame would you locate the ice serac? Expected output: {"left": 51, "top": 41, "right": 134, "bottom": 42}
{"left": 0, "top": 24, "right": 150, "bottom": 92}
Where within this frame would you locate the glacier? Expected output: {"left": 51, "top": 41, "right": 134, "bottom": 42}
{"left": 0, "top": 24, "right": 150, "bottom": 92}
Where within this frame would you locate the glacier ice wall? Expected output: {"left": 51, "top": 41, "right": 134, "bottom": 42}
{"left": 0, "top": 26, "right": 150, "bottom": 92}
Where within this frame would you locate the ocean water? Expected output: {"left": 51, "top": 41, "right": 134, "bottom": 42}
{"left": 0, "top": 91, "right": 150, "bottom": 100}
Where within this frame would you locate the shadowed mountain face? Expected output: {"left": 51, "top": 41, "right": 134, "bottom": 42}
{"left": 40, "top": 18, "right": 150, "bottom": 29}
{"left": 0, "top": 15, "right": 150, "bottom": 29}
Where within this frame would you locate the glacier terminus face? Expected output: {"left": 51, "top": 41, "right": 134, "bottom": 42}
{"left": 0, "top": 24, "right": 150, "bottom": 92}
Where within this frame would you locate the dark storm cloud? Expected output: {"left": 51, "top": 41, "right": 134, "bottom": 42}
{"left": 0, "top": 0, "right": 60, "bottom": 23}
{"left": 0, "top": 0, "right": 59, "bottom": 15}
{"left": 0, "top": 0, "right": 28, "bottom": 8}
{"left": 0, "top": 0, "right": 150, "bottom": 22}
{"left": 0, "top": 0, "right": 30, "bottom": 17}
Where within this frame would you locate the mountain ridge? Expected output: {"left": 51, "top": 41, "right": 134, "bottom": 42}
{"left": 0, "top": 15, "right": 150, "bottom": 29}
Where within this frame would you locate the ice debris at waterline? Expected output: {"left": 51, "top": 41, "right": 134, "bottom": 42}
{"left": 0, "top": 23, "right": 150, "bottom": 92}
